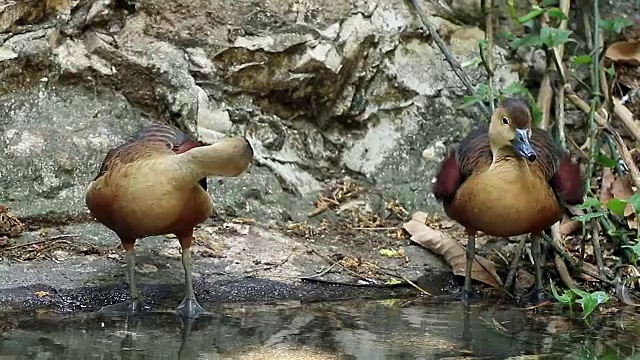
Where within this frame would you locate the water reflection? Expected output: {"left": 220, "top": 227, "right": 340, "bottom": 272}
{"left": 0, "top": 298, "right": 638, "bottom": 359}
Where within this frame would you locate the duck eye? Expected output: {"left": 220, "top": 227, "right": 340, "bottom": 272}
{"left": 501, "top": 117, "right": 509, "bottom": 125}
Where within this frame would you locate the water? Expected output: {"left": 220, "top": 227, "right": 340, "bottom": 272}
{"left": 0, "top": 298, "right": 638, "bottom": 359}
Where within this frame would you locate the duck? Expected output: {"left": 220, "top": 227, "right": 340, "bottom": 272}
{"left": 432, "top": 98, "right": 584, "bottom": 302}
{"left": 86, "top": 123, "right": 254, "bottom": 319}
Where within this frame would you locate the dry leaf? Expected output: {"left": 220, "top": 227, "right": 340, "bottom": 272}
{"left": 578, "top": 262, "right": 599, "bottom": 282}
{"left": 606, "top": 173, "right": 638, "bottom": 229}
{"left": 403, "top": 212, "right": 503, "bottom": 289}
{"left": 559, "top": 215, "right": 581, "bottom": 235}
{"left": 599, "top": 168, "right": 615, "bottom": 204}
{"left": 605, "top": 40, "right": 640, "bottom": 66}
{"left": 516, "top": 269, "right": 535, "bottom": 290}
{"left": 610, "top": 175, "right": 635, "bottom": 217}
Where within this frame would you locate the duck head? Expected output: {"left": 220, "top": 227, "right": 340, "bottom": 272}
{"left": 488, "top": 98, "right": 537, "bottom": 162}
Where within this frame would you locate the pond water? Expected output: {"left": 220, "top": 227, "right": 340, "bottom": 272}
{"left": 0, "top": 297, "right": 638, "bottom": 360}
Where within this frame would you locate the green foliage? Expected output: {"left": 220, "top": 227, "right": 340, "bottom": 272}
{"left": 606, "top": 198, "right": 628, "bottom": 217}
{"left": 551, "top": 281, "right": 610, "bottom": 319}
{"left": 539, "top": 26, "right": 574, "bottom": 48}
{"left": 572, "top": 197, "right": 605, "bottom": 223}
{"left": 594, "top": 152, "right": 617, "bottom": 168}
{"left": 623, "top": 243, "right": 640, "bottom": 257}
{"left": 571, "top": 55, "right": 592, "bottom": 66}
{"left": 462, "top": 82, "right": 543, "bottom": 125}
{"left": 598, "top": 17, "right": 634, "bottom": 34}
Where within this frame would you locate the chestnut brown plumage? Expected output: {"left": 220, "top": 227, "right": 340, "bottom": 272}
{"left": 86, "top": 123, "right": 253, "bottom": 318}
{"left": 432, "top": 98, "right": 584, "bottom": 301}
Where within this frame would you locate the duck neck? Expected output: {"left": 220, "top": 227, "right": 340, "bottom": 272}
{"left": 489, "top": 142, "right": 530, "bottom": 172}
{"left": 172, "top": 137, "right": 253, "bottom": 184}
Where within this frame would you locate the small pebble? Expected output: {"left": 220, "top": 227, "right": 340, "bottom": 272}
{"left": 52, "top": 250, "right": 69, "bottom": 261}
{"left": 137, "top": 264, "right": 158, "bottom": 274}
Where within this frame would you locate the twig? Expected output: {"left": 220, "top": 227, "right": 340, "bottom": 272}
{"left": 483, "top": 0, "right": 495, "bottom": 112}
{"left": 542, "top": 232, "right": 577, "bottom": 268}
{"left": 555, "top": 254, "right": 578, "bottom": 289}
{"left": 406, "top": 0, "right": 491, "bottom": 118}
{"left": 306, "top": 246, "right": 377, "bottom": 284}
{"left": 609, "top": 131, "right": 640, "bottom": 190}
{"left": 549, "top": 223, "right": 578, "bottom": 289}
{"left": 612, "top": 97, "right": 640, "bottom": 144}
{"left": 591, "top": 223, "right": 605, "bottom": 276}
{"left": 303, "top": 263, "right": 337, "bottom": 279}
{"left": 354, "top": 227, "right": 399, "bottom": 231}
{"left": 504, "top": 236, "right": 527, "bottom": 290}
{"left": 364, "top": 262, "right": 433, "bottom": 296}
{"left": 4, "top": 234, "right": 79, "bottom": 250}
{"left": 245, "top": 252, "right": 293, "bottom": 273}
{"left": 565, "top": 91, "right": 607, "bottom": 127}
{"left": 299, "top": 277, "right": 406, "bottom": 288}
{"left": 542, "top": 232, "right": 615, "bottom": 286}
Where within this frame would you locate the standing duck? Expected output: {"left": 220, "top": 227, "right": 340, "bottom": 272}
{"left": 432, "top": 98, "right": 584, "bottom": 301}
{"left": 86, "top": 123, "right": 254, "bottom": 319}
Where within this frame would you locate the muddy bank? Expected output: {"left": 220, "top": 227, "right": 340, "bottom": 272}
{"left": 0, "top": 207, "right": 453, "bottom": 313}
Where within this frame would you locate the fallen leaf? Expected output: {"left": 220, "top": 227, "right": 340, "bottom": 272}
{"left": 385, "top": 278, "right": 402, "bottom": 285}
{"left": 403, "top": 212, "right": 503, "bottom": 289}
{"left": 578, "top": 262, "right": 600, "bottom": 282}
{"left": 34, "top": 291, "right": 50, "bottom": 298}
{"left": 516, "top": 269, "right": 535, "bottom": 289}
{"left": 599, "top": 168, "right": 615, "bottom": 204}
{"left": 605, "top": 40, "right": 640, "bottom": 66}
{"left": 610, "top": 174, "right": 635, "bottom": 217}
{"left": 559, "top": 215, "right": 581, "bottom": 235}
{"left": 379, "top": 248, "right": 404, "bottom": 258}
{"left": 608, "top": 174, "right": 638, "bottom": 229}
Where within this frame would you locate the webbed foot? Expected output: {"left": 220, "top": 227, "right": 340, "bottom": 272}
{"left": 176, "top": 298, "right": 206, "bottom": 319}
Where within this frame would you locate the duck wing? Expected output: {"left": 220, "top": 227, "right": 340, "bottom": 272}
{"left": 530, "top": 128, "right": 584, "bottom": 205}
{"left": 432, "top": 127, "right": 492, "bottom": 202}
{"left": 93, "top": 123, "right": 208, "bottom": 190}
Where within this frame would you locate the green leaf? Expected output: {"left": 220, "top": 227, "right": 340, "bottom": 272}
{"left": 518, "top": 8, "right": 546, "bottom": 23}
{"left": 379, "top": 248, "right": 400, "bottom": 257}
{"left": 572, "top": 212, "right": 604, "bottom": 223}
{"left": 550, "top": 281, "right": 576, "bottom": 304}
{"left": 542, "top": 0, "right": 559, "bottom": 5}
{"left": 476, "top": 83, "right": 490, "bottom": 96}
{"left": 539, "top": 26, "right": 574, "bottom": 48}
{"left": 501, "top": 82, "right": 529, "bottom": 96}
{"left": 510, "top": 34, "right": 543, "bottom": 49}
{"left": 502, "top": 31, "right": 518, "bottom": 42}
{"left": 547, "top": 8, "right": 568, "bottom": 20}
{"left": 628, "top": 192, "right": 640, "bottom": 213}
{"left": 622, "top": 243, "right": 640, "bottom": 256}
{"left": 577, "top": 197, "right": 602, "bottom": 209}
{"left": 571, "top": 55, "right": 592, "bottom": 65}
{"left": 576, "top": 291, "right": 609, "bottom": 318}
{"left": 530, "top": 104, "right": 544, "bottom": 126}
{"left": 606, "top": 65, "right": 616, "bottom": 78}
{"left": 594, "top": 152, "right": 618, "bottom": 168}
{"left": 599, "top": 17, "right": 634, "bottom": 33}
{"left": 570, "top": 287, "right": 591, "bottom": 298}
{"left": 607, "top": 198, "right": 629, "bottom": 217}
{"left": 461, "top": 95, "right": 484, "bottom": 108}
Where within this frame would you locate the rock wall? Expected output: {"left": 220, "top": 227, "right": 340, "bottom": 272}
{"left": 0, "top": 0, "right": 519, "bottom": 222}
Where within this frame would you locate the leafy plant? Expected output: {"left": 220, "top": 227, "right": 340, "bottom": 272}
{"left": 462, "top": 82, "right": 543, "bottom": 125}
{"left": 598, "top": 17, "right": 634, "bottom": 34}
{"left": 551, "top": 281, "right": 610, "bottom": 319}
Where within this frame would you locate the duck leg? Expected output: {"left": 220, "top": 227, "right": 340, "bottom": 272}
{"left": 529, "top": 235, "right": 546, "bottom": 304}
{"left": 463, "top": 233, "right": 476, "bottom": 299}
{"left": 100, "top": 241, "right": 149, "bottom": 315}
{"left": 176, "top": 233, "right": 206, "bottom": 319}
